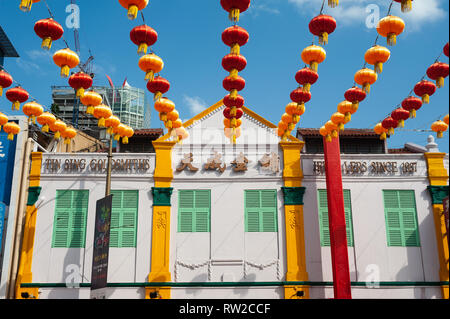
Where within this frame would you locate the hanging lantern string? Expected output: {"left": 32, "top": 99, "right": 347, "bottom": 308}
{"left": 42, "top": 0, "right": 70, "bottom": 48}
{"left": 141, "top": 11, "right": 146, "bottom": 25}
{"left": 319, "top": 0, "right": 326, "bottom": 14}
{"left": 372, "top": 46, "right": 448, "bottom": 127}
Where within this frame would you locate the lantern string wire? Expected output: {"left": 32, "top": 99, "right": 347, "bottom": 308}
{"left": 319, "top": 0, "right": 326, "bottom": 14}
{"left": 372, "top": 45, "right": 448, "bottom": 127}
{"left": 141, "top": 11, "right": 146, "bottom": 25}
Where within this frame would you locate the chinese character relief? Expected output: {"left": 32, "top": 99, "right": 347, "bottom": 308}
{"left": 231, "top": 152, "right": 249, "bottom": 172}
{"left": 259, "top": 152, "right": 280, "bottom": 174}
{"left": 176, "top": 153, "right": 199, "bottom": 172}
{"left": 204, "top": 151, "right": 227, "bottom": 173}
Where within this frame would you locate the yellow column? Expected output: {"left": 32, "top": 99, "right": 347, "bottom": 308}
{"left": 280, "top": 141, "right": 309, "bottom": 299}
{"left": 424, "top": 153, "right": 449, "bottom": 299}
{"left": 15, "top": 152, "right": 43, "bottom": 299}
{"left": 146, "top": 141, "right": 177, "bottom": 299}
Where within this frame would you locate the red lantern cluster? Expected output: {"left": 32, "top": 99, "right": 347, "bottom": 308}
{"left": 220, "top": 3, "right": 251, "bottom": 144}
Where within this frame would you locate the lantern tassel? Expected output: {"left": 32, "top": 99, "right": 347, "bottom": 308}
{"left": 41, "top": 37, "right": 52, "bottom": 50}
{"left": 351, "top": 102, "right": 359, "bottom": 112}
{"left": 127, "top": 5, "right": 139, "bottom": 20}
{"left": 229, "top": 8, "right": 240, "bottom": 22}
{"left": 328, "top": 0, "right": 339, "bottom": 8}
{"left": 399, "top": 120, "right": 405, "bottom": 128}
{"left": 230, "top": 89, "right": 238, "bottom": 99}
{"left": 230, "top": 69, "right": 239, "bottom": 80}
{"left": 410, "top": 109, "right": 416, "bottom": 118}
{"left": 154, "top": 92, "right": 163, "bottom": 101}
{"left": 437, "top": 132, "right": 443, "bottom": 139}
{"left": 76, "top": 88, "right": 85, "bottom": 98}
{"left": 436, "top": 77, "right": 444, "bottom": 89}
{"left": 320, "top": 32, "right": 329, "bottom": 45}
{"left": 145, "top": 70, "right": 155, "bottom": 82}
{"left": 7, "top": 133, "right": 14, "bottom": 141}
{"left": 303, "top": 83, "right": 311, "bottom": 92}
{"left": 13, "top": 101, "right": 20, "bottom": 111}
{"left": 345, "top": 112, "right": 352, "bottom": 123}
{"left": 160, "top": 113, "right": 168, "bottom": 122}
{"left": 0, "top": 87, "right": 3, "bottom": 96}
{"left": 401, "top": 0, "right": 412, "bottom": 12}
{"left": 61, "top": 65, "right": 70, "bottom": 78}
{"left": 42, "top": 124, "right": 49, "bottom": 133}
{"left": 64, "top": 138, "right": 71, "bottom": 145}
{"left": 230, "top": 107, "right": 237, "bottom": 117}
{"left": 123, "top": 136, "right": 129, "bottom": 144}
{"left": 363, "top": 83, "right": 370, "bottom": 94}
{"left": 375, "top": 62, "right": 383, "bottom": 74}
{"left": 297, "top": 103, "right": 306, "bottom": 115}
{"left": 114, "top": 134, "right": 121, "bottom": 141}
{"left": 338, "top": 123, "right": 345, "bottom": 131}
{"left": 331, "top": 130, "right": 338, "bottom": 138}
{"left": 231, "top": 44, "right": 240, "bottom": 55}
{"left": 310, "top": 61, "right": 319, "bottom": 72}
{"left": 388, "top": 127, "right": 395, "bottom": 135}
{"left": 137, "top": 43, "right": 148, "bottom": 56}
{"left": 55, "top": 132, "right": 61, "bottom": 139}
{"left": 107, "top": 127, "right": 113, "bottom": 135}
{"left": 387, "top": 33, "right": 397, "bottom": 46}
{"left": 326, "top": 135, "right": 332, "bottom": 143}
{"left": 98, "top": 118, "right": 106, "bottom": 127}
{"left": 19, "top": 0, "right": 32, "bottom": 12}
{"left": 422, "top": 94, "right": 430, "bottom": 104}
{"left": 381, "top": 132, "right": 387, "bottom": 140}
{"left": 86, "top": 106, "right": 94, "bottom": 115}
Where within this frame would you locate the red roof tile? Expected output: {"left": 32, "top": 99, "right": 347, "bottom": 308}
{"left": 297, "top": 128, "right": 379, "bottom": 138}
{"left": 133, "top": 129, "right": 164, "bottom": 137}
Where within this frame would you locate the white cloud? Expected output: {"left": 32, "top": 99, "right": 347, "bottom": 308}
{"left": 15, "top": 58, "right": 41, "bottom": 73}
{"left": 248, "top": 0, "right": 281, "bottom": 16}
{"left": 287, "top": 0, "right": 447, "bottom": 29}
{"left": 183, "top": 95, "right": 208, "bottom": 115}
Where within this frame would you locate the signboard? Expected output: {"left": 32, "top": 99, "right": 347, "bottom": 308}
{"left": 90, "top": 195, "right": 113, "bottom": 299}
{"left": 0, "top": 203, "right": 5, "bottom": 257}
{"left": 312, "top": 160, "right": 419, "bottom": 176}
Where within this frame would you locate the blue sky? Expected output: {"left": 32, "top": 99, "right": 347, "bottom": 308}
{"left": 0, "top": 0, "right": 449, "bottom": 152}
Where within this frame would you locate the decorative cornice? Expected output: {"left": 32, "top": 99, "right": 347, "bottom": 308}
{"left": 152, "top": 187, "right": 174, "bottom": 207}
{"left": 281, "top": 187, "right": 306, "bottom": 206}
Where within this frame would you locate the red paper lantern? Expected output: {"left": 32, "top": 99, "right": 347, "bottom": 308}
{"left": 391, "top": 108, "right": 410, "bottom": 128}
{"left": 426, "top": 62, "right": 449, "bottom": 88}
{"left": 220, "top": 0, "right": 251, "bottom": 22}
{"left": 130, "top": 25, "right": 158, "bottom": 56}
{"left": 344, "top": 87, "right": 367, "bottom": 110}
{"left": 414, "top": 80, "right": 436, "bottom": 104}
{"left": 308, "top": 14, "right": 337, "bottom": 45}
{"left": 382, "top": 117, "right": 398, "bottom": 135}
{"left": 34, "top": 18, "right": 64, "bottom": 50}
{"left": 147, "top": 76, "right": 170, "bottom": 101}
{"left": 223, "top": 75, "right": 246, "bottom": 98}
{"left": 290, "top": 88, "right": 311, "bottom": 105}
{"left": 0, "top": 70, "right": 13, "bottom": 97}
{"left": 222, "top": 54, "right": 247, "bottom": 79}
{"left": 223, "top": 94, "right": 244, "bottom": 108}
{"left": 444, "top": 43, "right": 449, "bottom": 58}
{"left": 223, "top": 107, "right": 244, "bottom": 120}
{"left": 6, "top": 86, "right": 29, "bottom": 111}
{"left": 401, "top": 96, "right": 423, "bottom": 118}
{"left": 295, "top": 68, "right": 318, "bottom": 92}
{"left": 68, "top": 72, "right": 93, "bottom": 97}
{"left": 222, "top": 26, "right": 249, "bottom": 55}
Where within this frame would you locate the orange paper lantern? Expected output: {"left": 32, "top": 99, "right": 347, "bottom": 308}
{"left": 22, "top": 101, "right": 44, "bottom": 124}
{"left": 49, "top": 119, "right": 67, "bottom": 139}
{"left": 364, "top": 45, "right": 391, "bottom": 74}
{"left": 93, "top": 104, "right": 113, "bottom": 127}
{"left": 3, "top": 122, "right": 20, "bottom": 140}
{"left": 354, "top": 68, "right": 378, "bottom": 93}
{"left": 37, "top": 112, "right": 56, "bottom": 133}
{"left": 81, "top": 91, "right": 103, "bottom": 115}
{"left": 377, "top": 15, "right": 405, "bottom": 46}
{"left": 138, "top": 53, "right": 164, "bottom": 82}
{"left": 53, "top": 48, "right": 80, "bottom": 78}
{"left": 301, "top": 45, "right": 326, "bottom": 72}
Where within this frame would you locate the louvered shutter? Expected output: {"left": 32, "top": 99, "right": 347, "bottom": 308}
{"left": 245, "top": 190, "right": 278, "bottom": 232}
{"left": 52, "top": 190, "right": 89, "bottom": 248}
{"left": 110, "top": 190, "right": 138, "bottom": 248}
{"left": 383, "top": 190, "right": 420, "bottom": 247}
{"left": 178, "top": 190, "right": 210, "bottom": 233}
{"left": 317, "top": 189, "right": 354, "bottom": 247}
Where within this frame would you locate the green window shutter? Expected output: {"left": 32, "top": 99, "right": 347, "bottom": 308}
{"left": 178, "top": 190, "right": 211, "bottom": 233}
{"left": 245, "top": 190, "right": 277, "bottom": 232}
{"left": 52, "top": 190, "right": 89, "bottom": 248}
{"left": 317, "top": 189, "right": 354, "bottom": 247}
{"left": 110, "top": 190, "right": 138, "bottom": 248}
{"left": 383, "top": 190, "right": 420, "bottom": 247}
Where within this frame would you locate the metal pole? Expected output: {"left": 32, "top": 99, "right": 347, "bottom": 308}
{"left": 105, "top": 133, "right": 113, "bottom": 197}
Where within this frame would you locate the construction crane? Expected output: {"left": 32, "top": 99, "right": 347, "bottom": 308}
{"left": 71, "top": 0, "right": 95, "bottom": 128}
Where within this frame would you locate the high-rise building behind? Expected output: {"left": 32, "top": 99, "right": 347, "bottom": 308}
{"left": 51, "top": 83, "right": 151, "bottom": 139}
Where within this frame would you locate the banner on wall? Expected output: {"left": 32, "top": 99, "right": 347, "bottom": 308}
{"left": 90, "top": 195, "right": 113, "bottom": 299}
{"left": 0, "top": 131, "right": 17, "bottom": 264}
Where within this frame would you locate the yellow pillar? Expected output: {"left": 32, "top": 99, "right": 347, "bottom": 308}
{"left": 146, "top": 141, "right": 177, "bottom": 299}
{"left": 424, "top": 153, "right": 449, "bottom": 299}
{"left": 280, "top": 141, "right": 309, "bottom": 299}
{"left": 15, "top": 152, "right": 43, "bottom": 299}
